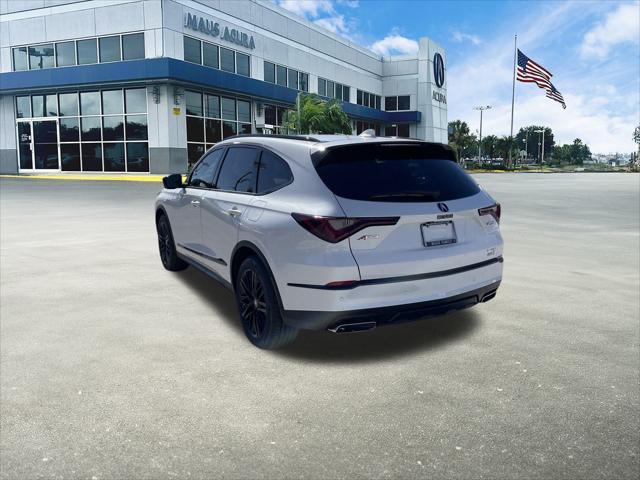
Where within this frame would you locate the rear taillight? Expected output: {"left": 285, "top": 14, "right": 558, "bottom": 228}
{"left": 478, "top": 203, "right": 501, "bottom": 223}
{"left": 291, "top": 213, "right": 399, "bottom": 243}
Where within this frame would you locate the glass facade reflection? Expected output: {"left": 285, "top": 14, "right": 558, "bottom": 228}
{"left": 15, "top": 88, "right": 148, "bottom": 172}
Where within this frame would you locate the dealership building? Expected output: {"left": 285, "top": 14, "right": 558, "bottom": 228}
{"left": 0, "top": 0, "right": 448, "bottom": 174}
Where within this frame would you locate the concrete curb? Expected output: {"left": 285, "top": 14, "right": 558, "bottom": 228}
{"left": 0, "top": 174, "right": 167, "bottom": 183}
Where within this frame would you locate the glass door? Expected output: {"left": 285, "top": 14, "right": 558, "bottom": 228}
{"left": 32, "top": 120, "right": 59, "bottom": 170}
{"left": 17, "top": 121, "right": 33, "bottom": 170}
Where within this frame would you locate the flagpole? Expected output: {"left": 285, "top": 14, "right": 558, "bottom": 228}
{"left": 509, "top": 35, "right": 517, "bottom": 167}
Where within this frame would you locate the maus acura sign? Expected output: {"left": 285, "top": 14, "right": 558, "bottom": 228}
{"left": 184, "top": 12, "right": 256, "bottom": 50}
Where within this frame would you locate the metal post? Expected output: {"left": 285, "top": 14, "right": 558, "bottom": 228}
{"left": 509, "top": 35, "right": 517, "bottom": 167}
{"left": 473, "top": 105, "right": 491, "bottom": 162}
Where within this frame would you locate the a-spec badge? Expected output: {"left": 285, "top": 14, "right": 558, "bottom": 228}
{"left": 437, "top": 213, "right": 453, "bottom": 220}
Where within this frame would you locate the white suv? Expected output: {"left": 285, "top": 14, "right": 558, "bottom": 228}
{"left": 155, "top": 134, "right": 503, "bottom": 349}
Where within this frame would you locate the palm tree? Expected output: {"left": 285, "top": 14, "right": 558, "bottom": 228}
{"left": 284, "top": 93, "right": 351, "bottom": 134}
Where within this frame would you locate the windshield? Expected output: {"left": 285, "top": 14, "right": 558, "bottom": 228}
{"left": 313, "top": 143, "right": 480, "bottom": 202}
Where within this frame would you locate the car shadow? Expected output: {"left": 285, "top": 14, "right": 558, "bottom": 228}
{"left": 175, "top": 267, "right": 481, "bottom": 363}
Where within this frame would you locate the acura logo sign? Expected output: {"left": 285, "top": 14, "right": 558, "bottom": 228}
{"left": 433, "top": 52, "right": 445, "bottom": 88}
{"left": 437, "top": 202, "right": 449, "bottom": 212}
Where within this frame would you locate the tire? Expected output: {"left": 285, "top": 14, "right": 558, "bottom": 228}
{"left": 156, "top": 214, "right": 188, "bottom": 272}
{"left": 235, "top": 256, "right": 298, "bottom": 349}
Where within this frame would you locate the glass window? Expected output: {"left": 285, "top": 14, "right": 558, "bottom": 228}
{"left": 398, "top": 95, "right": 410, "bottom": 110}
{"left": 222, "top": 121, "right": 236, "bottom": 138}
{"left": 264, "top": 105, "right": 276, "bottom": 126}
{"left": 55, "top": 41, "right": 76, "bottom": 67}
{"left": 59, "top": 118, "right": 79, "bottom": 142}
{"left": 81, "top": 117, "right": 101, "bottom": 141}
{"left": 81, "top": 143, "right": 102, "bottom": 171}
{"left": 103, "top": 116, "right": 124, "bottom": 141}
{"left": 326, "top": 80, "right": 335, "bottom": 98}
{"left": 397, "top": 124, "right": 410, "bottom": 137}
{"left": 13, "top": 47, "right": 28, "bottom": 71}
{"left": 125, "top": 115, "right": 148, "bottom": 140}
{"left": 126, "top": 142, "right": 149, "bottom": 172}
{"left": 16, "top": 96, "right": 31, "bottom": 118}
{"left": 237, "top": 100, "right": 250, "bottom": 123}
{"left": 103, "top": 143, "right": 125, "bottom": 171}
{"left": 216, "top": 147, "right": 259, "bottom": 193}
{"left": 385, "top": 96, "right": 397, "bottom": 111}
{"left": 28, "top": 44, "right": 54, "bottom": 69}
{"left": 318, "top": 78, "right": 327, "bottom": 97}
{"left": 125, "top": 88, "right": 146, "bottom": 113}
{"left": 238, "top": 123, "right": 251, "bottom": 135}
{"left": 187, "top": 144, "right": 205, "bottom": 166}
{"left": 205, "top": 95, "right": 220, "bottom": 118}
{"left": 102, "top": 90, "right": 123, "bottom": 115}
{"left": 185, "top": 91, "right": 202, "bottom": 116}
{"left": 205, "top": 119, "right": 222, "bottom": 144}
{"left": 77, "top": 39, "right": 97, "bottom": 65}
{"left": 220, "top": 47, "right": 234, "bottom": 72}
{"left": 31, "top": 96, "right": 45, "bottom": 117}
{"left": 276, "top": 65, "right": 286, "bottom": 86}
{"left": 58, "top": 93, "right": 78, "bottom": 116}
{"left": 80, "top": 91, "right": 101, "bottom": 115}
{"left": 221, "top": 97, "right": 236, "bottom": 120}
{"left": 264, "top": 61, "right": 275, "bottom": 83}
{"left": 236, "top": 53, "right": 250, "bottom": 76}
{"left": 184, "top": 36, "right": 201, "bottom": 64}
{"left": 61, "top": 143, "right": 81, "bottom": 171}
{"left": 299, "top": 72, "right": 309, "bottom": 92}
{"left": 375, "top": 95, "right": 381, "bottom": 110}
{"left": 288, "top": 69, "right": 298, "bottom": 90}
{"left": 203, "top": 43, "right": 219, "bottom": 68}
{"left": 257, "top": 150, "right": 293, "bottom": 193}
{"left": 357, "top": 90, "right": 363, "bottom": 105}
{"left": 314, "top": 143, "right": 477, "bottom": 202}
{"left": 99, "top": 36, "right": 121, "bottom": 62}
{"left": 190, "top": 148, "right": 225, "bottom": 188}
{"left": 186, "top": 116, "right": 204, "bottom": 142}
{"left": 122, "top": 33, "right": 144, "bottom": 60}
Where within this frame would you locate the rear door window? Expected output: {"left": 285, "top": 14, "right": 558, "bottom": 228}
{"left": 313, "top": 143, "right": 480, "bottom": 202}
{"left": 189, "top": 148, "right": 225, "bottom": 188}
{"left": 215, "top": 146, "right": 259, "bottom": 193}
{"left": 257, "top": 150, "right": 293, "bottom": 193}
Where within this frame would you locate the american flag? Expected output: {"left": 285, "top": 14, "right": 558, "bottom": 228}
{"left": 517, "top": 49, "right": 566, "bottom": 109}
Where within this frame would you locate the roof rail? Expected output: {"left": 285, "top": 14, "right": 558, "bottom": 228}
{"left": 223, "top": 133, "right": 323, "bottom": 142}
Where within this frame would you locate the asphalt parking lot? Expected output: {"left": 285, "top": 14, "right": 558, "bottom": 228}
{"left": 1, "top": 173, "right": 638, "bottom": 479}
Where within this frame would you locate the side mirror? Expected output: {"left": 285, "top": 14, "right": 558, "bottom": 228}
{"left": 162, "top": 173, "right": 184, "bottom": 189}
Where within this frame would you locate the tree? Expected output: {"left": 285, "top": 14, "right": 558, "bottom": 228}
{"left": 284, "top": 93, "right": 352, "bottom": 134}
{"left": 495, "top": 136, "right": 513, "bottom": 160}
{"left": 634, "top": 125, "right": 640, "bottom": 150}
{"left": 550, "top": 139, "right": 591, "bottom": 165}
{"left": 515, "top": 126, "right": 555, "bottom": 161}
{"left": 448, "top": 120, "right": 478, "bottom": 160}
{"left": 481, "top": 135, "right": 498, "bottom": 158}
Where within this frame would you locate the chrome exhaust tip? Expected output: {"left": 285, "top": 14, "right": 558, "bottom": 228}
{"left": 328, "top": 321, "right": 377, "bottom": 333}
{"left": 481, "top": 290, "right": 497, "bottom": 303}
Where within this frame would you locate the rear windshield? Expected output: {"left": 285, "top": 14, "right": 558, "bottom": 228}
{"left": 313, "top": 143, "right": 480, "bottom": 202}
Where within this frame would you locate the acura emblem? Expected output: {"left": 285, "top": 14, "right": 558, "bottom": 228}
{"left": 437, "top": 203, "right": 449, "bottom": 212}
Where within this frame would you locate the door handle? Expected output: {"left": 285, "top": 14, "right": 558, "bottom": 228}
{"left": 228, "top": 207, "right": 242, "bottom": 217}
{"left": 190, "top": 200, "right": 200, "bottom": 206}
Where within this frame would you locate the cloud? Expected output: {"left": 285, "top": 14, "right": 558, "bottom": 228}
{"left": 336, "top": 0, "right": 359, "bottom": 7}
{"left": 452, "top": 31, "right": 481, "bottom": 45}
{"left": 580, "top": 3, "right": 640, "bottom": 58}
{"left": 447, "top": 1, "right": 638, "bottom": 153}
{"left": 277, "top": 0, "right": 334, "bottom": 18}
{"left": 315, "top": 15, "right": 350, "bottom": 36}
{"left": 369, "top": 34, "right": 419, "bottom": 56}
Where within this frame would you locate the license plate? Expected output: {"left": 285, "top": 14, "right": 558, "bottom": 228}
{"left": 421, "top": 221, "right": 457, "bottom": 247}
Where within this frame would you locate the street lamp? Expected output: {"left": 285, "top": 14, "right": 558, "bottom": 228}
{"left": 535, "top": 128, "right": 545, "bottom": 164}
{"left": 473, "top": 105, "right": 492, "bottom": 161}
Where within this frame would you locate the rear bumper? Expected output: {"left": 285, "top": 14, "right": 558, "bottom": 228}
{"left": 282, "top": 281, "right": 500, "bottom": 331}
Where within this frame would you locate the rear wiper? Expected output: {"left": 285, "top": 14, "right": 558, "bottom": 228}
{"left": 369, "top": 190, "right": 440, "bottom": 200}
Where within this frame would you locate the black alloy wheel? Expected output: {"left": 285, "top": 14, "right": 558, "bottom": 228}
{"left": 157, "top": 215, "right": 188, "bottom": 271}
{"left": 235, "top": 256, "right": 298, "bottom": 349}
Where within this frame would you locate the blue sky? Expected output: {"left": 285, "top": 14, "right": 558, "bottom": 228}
{"left": 275, "top": 0, "right": 640, "bottom": 153}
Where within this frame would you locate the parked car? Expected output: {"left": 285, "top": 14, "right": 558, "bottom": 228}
{"left": 155, "top": 134, "right": 503, "bottom": 349}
